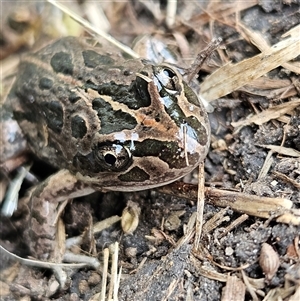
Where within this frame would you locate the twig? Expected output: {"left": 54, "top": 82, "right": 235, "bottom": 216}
{"left": 100, "top": 248, "right": 109, "bottom": 301}
{"left": 193, "top": 162, "right": 205, "bottom": 250}
{"left": 156, "top": 183, "right": 299, "bottom": 225}
{"left": 46, "top": 0, "right": 139, "bottom": 58}
{"left": 185, "top": 38, "right": 222, "bottom": 83}
{"left": 166, "top": 0, "right": 177, "bottom": 28}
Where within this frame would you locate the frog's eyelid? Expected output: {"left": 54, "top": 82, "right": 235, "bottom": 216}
{"left": 136, "top": 73, "right": 152, "bottom": 82}
{"left": 158, "top": 63, "right": 182, "bottom": 79}
{"left": 165, "top": 88, "right": 178, "bottom": 94}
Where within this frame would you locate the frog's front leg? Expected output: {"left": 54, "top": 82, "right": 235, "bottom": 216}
{"left": 24, "top": 169, "right": 95, "bottom": 261}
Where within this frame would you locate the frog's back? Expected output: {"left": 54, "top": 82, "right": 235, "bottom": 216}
{"left": 10, "top": 37, "right": 146, "bottom": 168}
{"left": 10, "top": 36, "right": 210, "bottom": 191}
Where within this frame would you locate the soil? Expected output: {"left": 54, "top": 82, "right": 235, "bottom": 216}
{"left": 1, "top": 1, "right": 299, "bottom": 301}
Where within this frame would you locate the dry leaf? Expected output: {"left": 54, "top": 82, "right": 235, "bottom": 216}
{"left": 259, "top": 145, "right": 300, "bottom": 158}
{"left": 201, "top": 26, "right": 300, "bottom": 101}
{"left": 221, "top": 275, "right": 245, "bottom": 301}
{"left": 121, "top": 201, "right": 141, "bottom": 234}
{"left": 231, "top": 99, "right": 300, "bottom": 128}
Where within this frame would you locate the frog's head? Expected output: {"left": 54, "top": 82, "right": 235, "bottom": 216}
{"left": 73, "top": 63, "right": 210, "bottom": 191}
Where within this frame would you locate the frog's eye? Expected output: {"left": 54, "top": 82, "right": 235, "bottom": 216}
{"left": 95, "top": 144, "right": 132, "bottom": 171}
{"left": 154, "top": 65, "right": 181, "bottom": 93}
{"left": 162, "top": 67, "right": 176, "bottom": 79}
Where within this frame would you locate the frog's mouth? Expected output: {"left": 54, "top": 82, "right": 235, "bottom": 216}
{"left": 74, "top": 157, "right": 196, "bottom": 192}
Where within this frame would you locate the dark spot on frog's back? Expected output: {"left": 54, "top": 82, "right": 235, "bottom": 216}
{"left": 50, "top": 52, "right": 73, "bottom": 75}
{"left": 41, "top": 101, "right": 64, "bottom": 133}
{"left": 118, "top": 166, "right": 150, "bottom": 182}
{"left": 68, "top": 92, "right": 81, "bottom": 103}
{"left": 82, "top": 50, "right": 115, "bottom": 68}
{"left": 183, "top": 82, "right": 201, "bottom": 108}
{"left": 133, "top": 76, "right": 151, "bottom": 108}
{"left": 39, "top": 77, "right": 53, "bottom": 90}
{"left": 71, "top": 115, "right": 87, "bottom": 139}
{"left": 129, "top": 139, "right": 200, "bottom": 169}
{"left": 92, "top": 98, "right": 137, "bottom": 134}
{"left": 95, "top": 79, "right": 151, "bottom": 109}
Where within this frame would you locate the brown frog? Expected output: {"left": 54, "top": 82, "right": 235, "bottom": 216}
{"left": 1, "top": 36, "right": 210, "bottom": 261}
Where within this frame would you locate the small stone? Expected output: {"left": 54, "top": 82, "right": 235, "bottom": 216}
{"left": 47, "top": 278, "right": 60, "bottom": 297}
{"left": 125, "top": 247, "right": 138, "bottom": 258}
{"left": 69, "top": 292, "right": 80, "bottom": 301}
{"left": 270, "top": 180, "right": 278, "bottom": 187}
{"left": 78, "top": 279, "right": 89, "bottom": 294}
{"left": 225, "top": 247, "right": 234, "bottom": 256}
{"left": 88, "top": 271, "right": 101, "bottom": 286}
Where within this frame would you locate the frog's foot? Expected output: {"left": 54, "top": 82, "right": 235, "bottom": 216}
{"left": 24, "top": 169, "right": 95, "bottom": 260}
{"left": 19, "top": 169, "right": 100, "bottom": 288}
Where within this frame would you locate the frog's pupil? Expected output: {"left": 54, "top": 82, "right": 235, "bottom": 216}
{"left": 105, "top": 153, "right": 116, "bottom": 165}
{"left": 163, "top": 68, "right": 175, "bottom": 78}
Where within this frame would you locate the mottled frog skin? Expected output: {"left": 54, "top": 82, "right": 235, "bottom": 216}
{"left": 5, "top": 36, "right": 210, "bottom": 260}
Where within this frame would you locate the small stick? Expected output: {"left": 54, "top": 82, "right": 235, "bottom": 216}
{"left": 185, "top": 38, "right": 222, "bottom": 83}
{"left": 193, "top": 162, "right": 205, "bottom": 250}
{"left": 100, "top": 248, "right": 109, "bottom": 301}
{"left": 156, "top": 182, "right": 299, "bottom": 225}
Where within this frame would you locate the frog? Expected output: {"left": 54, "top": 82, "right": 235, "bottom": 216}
{"left": 1, "top": 36, "right": 210, "bottom": 262}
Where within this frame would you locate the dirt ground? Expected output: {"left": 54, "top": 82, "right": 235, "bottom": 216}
{"left": 1, "top": 1, "right": 300, "bottom": 300}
